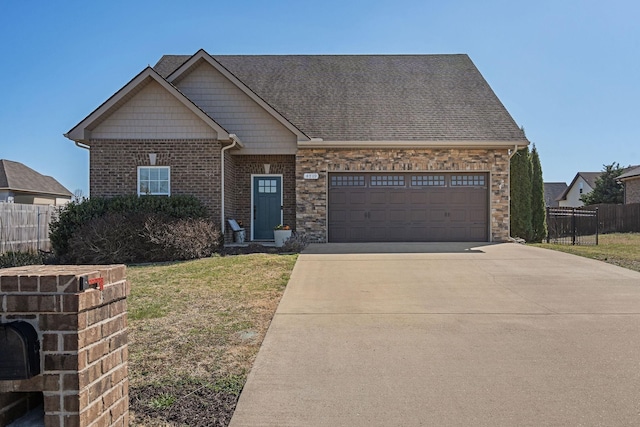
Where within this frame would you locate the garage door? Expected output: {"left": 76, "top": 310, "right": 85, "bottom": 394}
{"left": 328, "top": 173, "right": 488, "bottom": 242}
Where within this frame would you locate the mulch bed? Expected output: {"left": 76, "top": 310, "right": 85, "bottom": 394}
{"left": 130, "top": 383, "right": 239, "bottom": 427}
{"left": 220, "top": 243, "right": 280, "bottom": 256}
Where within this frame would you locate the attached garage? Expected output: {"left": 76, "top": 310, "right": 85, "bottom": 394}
{"left": 328, "top": 172, "right": 488, "bottom": 243}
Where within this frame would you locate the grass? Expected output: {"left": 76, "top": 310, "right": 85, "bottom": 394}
{"left": 126, "top": 253, "right": 298, "bottom": 425}
{"left": 533, "top": 233, "right": 640, "bottom": 273}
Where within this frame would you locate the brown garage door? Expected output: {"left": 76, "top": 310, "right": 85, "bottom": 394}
{"left": 328, "top": 173, "right": 488, "bottom": 242}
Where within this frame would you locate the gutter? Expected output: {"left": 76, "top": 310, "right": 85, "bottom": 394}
{"left": 298, "top": 140, "right": 529, "bottom": 149}
{"left": 220, "top": 134, "right": 244, "bottom": 233}
{"left": 63, "top": 133, "right": 90, "bottom": 150}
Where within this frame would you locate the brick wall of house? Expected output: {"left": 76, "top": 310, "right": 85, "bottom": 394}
{"left": 230, "top": 155, "right": 296, "bottom": 240}
{"left": 624, "top": 178, "right": 640, "bottom": 204}
{"left": 0, "top": 265, "right": 129, "bottom": 427}
{"left": 296, "top": 148, "right": 511, "bottom": 242}
{"left": 89, "top": 139, "right": 222, "bottom": 219}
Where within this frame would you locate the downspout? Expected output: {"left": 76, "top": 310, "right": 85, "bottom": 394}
{"left": 220, "top": 134, "right": 241, "bottom": 234}
{"left": 507, "top": 144, "right": 519, "bottom": 241}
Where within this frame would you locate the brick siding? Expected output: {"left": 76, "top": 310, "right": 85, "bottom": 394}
{"left": 89, "top": 139, "right": 222, "bottom": 219}
{"left": 0, "top": 265, "right": 129, "bottom": 427}
{"left": 624, "top": 177, "right": 640, "bottom": 204}
{"left": 296, "top": 148, "right": 511, "bottom": 242}
{"left": 227, "top": 155, "right": 296, "bottom": 240}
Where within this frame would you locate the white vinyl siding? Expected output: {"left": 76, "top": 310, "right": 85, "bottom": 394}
{"left": 138, "top": 166, "right": 170, "bottom": 196}
{"left": 91, "top": 80, "right": 218, "bottom": 140}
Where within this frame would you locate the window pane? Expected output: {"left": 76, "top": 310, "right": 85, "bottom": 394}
{"left": 140, "top": 168, "right": 149, "bottom": 180}
{"left": 158, "top": 168, "right": 169, "bottom": 180}
{"left": 158, "top": 181, "right": 169, "bottom": 194}
{"left": 149, "top": 168, "right": 159, "bottom": 180}
{"left": 149, "top": 181, "right": 159, "bottom": 193}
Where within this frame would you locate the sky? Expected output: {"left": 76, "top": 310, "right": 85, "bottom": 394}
{"left": 1, "top": 0, "right": 638, "bottom": 196}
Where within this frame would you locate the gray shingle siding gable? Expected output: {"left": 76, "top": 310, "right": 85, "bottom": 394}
{"left": 154, "top": 54, "right": 527, "bottom": 143}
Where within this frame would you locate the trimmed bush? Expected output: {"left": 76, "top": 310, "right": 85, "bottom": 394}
{"left": 65, "top": 213, "right": 221, "bottom": 264}
{"left": 50, "top": 195, "right": 209, "bottom": 260}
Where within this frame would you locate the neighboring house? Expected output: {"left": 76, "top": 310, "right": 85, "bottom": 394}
{"left": 556, "top": 172, "right": 601, "bottom": 207}
{"left": 617, "top": 166, "right": 640, "bottom": 204}
{"left": 0, "top": 159, "right": 72, "bottom": 206}
{"left": 65, "top": 49, "right": 529, "bottom": 243}
{"left": 543, "top": 182, "right": 568, "bottom": 207}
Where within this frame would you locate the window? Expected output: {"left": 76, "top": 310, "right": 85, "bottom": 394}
{"left": 331, "top": 175, "right": 365, "bottom": 187}
{"left": 257, "top": 179, "right": 278, "bottom": 193}
{"left": 138, "top": 166, "right": 170, "bottom": 196}
{"left": 370, "top": 175, "right": 405, "bottom": 186}
{"left": 411, "top": 175, "right": 445, "bottom": 186}
{"left": 451, "top": 175, "right": 486, "bottom": 186}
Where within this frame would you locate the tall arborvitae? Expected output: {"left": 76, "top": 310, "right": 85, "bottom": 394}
{"left": 510, "top": 146, "right": 532, "bottom": 240}
{"left": 529, "top": 144, "right": 547, "bottom": 242}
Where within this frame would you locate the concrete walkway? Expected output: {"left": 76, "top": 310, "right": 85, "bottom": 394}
{"left": 230, "top": 243, "right": 640, "bottom": 426}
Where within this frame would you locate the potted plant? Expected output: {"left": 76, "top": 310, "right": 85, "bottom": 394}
{"left": 273, "top": 224, "right": 292, "bottom": 247}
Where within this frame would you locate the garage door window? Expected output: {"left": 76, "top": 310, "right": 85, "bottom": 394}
{"left": 371, "top": 175, "right": 405, "bottom": 186}
{"left": 411, "top": 175, "right": 445, "bottom": 186}
{"left": 451, "top": 175, "right": 486, "bottom": 186}
{"left": 331, "top": 175, "right": 365, "bottom": 187}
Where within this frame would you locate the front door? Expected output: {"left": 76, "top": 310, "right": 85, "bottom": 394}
{"left": 253, "top": 176, "right": 282, "bottom": 240}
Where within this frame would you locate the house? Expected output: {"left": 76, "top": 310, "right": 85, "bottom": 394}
{"left": 0, "top": 159, "right": 72, "bottom": 206}
{"left": 556, "top": 172, "right": 601, "bottom": 207}
{"left": 543, "top": 182, "right": 568, "bottom": 207}
{"left": 617, "top": 166, "right": 640, "bottom": 204}
{"left": 65, "top": 50, "right": 529, "bottom": 243}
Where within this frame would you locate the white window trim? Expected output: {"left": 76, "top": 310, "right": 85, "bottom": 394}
{"left": 137, "top": 166, "right": 171, "bottom": 196}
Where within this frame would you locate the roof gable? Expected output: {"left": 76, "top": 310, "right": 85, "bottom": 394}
{"left": 0, "top": 159, "right": 72, "bottom": 197}
{"left": 65, "top": 67, "right": 229, "bottom": 143}
{"left": 155, "top": 53, "right": 529, "bottom": 144}
{"left": 557, "top": 172, "right": 600, "bottom": 201}
{"left": 163, "top": 50, "right": 309, "bottom": 142}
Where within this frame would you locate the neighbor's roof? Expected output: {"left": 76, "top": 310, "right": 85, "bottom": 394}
{"left": 154, "top": 53, "right": 528, "bottom": 143}
{"left": 556, "top": 172, "right": 602, "bottom": 201}
{"left": 544, "top": 182, "right": 568, "bottom": 207}
{"left": 0, "top": 159, "right": 72, "bottom": 197}
{"left": 618, "top": 165, "right": 640, "bottom": 180}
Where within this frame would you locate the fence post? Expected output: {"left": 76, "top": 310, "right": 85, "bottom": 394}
{"left": 571, "top": 208, "right": 576, "bottom": 245}
{"left": 595, "top": 207, "right": 599, "bottom": 246}
{"left": 546, "top": 207, "right": 550, "bottom": 243}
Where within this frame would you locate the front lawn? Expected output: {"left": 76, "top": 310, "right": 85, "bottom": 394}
{"left": 533, "top": 233, "right": 640, "bottom": 273}
{"left": 126, "top": 254, "right": 298, "bottom": 426}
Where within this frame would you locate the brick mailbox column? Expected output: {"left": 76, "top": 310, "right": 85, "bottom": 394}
{"left": 0, "top": 265, "right": 130, "bottom": 427}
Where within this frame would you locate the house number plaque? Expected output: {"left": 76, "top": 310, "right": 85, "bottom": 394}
{"left": 303, "top": 173, "right": 319, "bottom": 180}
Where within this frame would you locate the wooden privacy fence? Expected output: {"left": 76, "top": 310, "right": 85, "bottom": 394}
{"left": 587, "top": 203, "right": 640, "bottom": 233}
{"left": 0, "top": 203, "right": 57, "bottom": 253}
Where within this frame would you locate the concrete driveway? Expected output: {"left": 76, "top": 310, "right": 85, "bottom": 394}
{"left": 230, "top": 243, "right": 640, "bottom": 426}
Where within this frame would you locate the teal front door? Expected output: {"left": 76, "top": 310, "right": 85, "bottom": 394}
{"left": 253, "top": 176, "right": 282, "bottom": 240}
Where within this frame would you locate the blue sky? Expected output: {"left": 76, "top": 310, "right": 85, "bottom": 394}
{"left": 1, "top": 0, "right": 638, "bottom": 196}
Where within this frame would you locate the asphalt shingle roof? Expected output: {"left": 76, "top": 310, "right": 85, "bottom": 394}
{"left": 0, "top": 159, "right": 72, "bottom": 197}
{"left": 618, "top": 165, "right": 640, "bottom": 180}
{"left": 544, "top": 182, "right": 568, "bottom": 207}
{"left": 154, "top": 54, "right": 527, "bottom": 142}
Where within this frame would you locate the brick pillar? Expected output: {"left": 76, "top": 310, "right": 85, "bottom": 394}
{"left": 0, "top": 265, "right": 129, "bottom": 427}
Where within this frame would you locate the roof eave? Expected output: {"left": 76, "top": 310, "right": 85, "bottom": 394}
{"left": 65, "top": 66, "right": 230, "bottom": 144}
{"left": 297, "top": 139, "right": 529, "bottom": 149}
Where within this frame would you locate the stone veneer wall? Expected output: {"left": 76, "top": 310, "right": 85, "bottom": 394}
{"left": 89, "top": 139, "right": 222, "bottom": 219}
{"left": 624, "top": 178, "right": 640, "bottom": 204}
{"left": 231, "top": 155, "right": 296, "bottom": 240}
{"left": 296, "top": 148, "right": 511, "bottom": 242}
{"left": 0, "top": 265, "right": 129, "bottom": 427}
